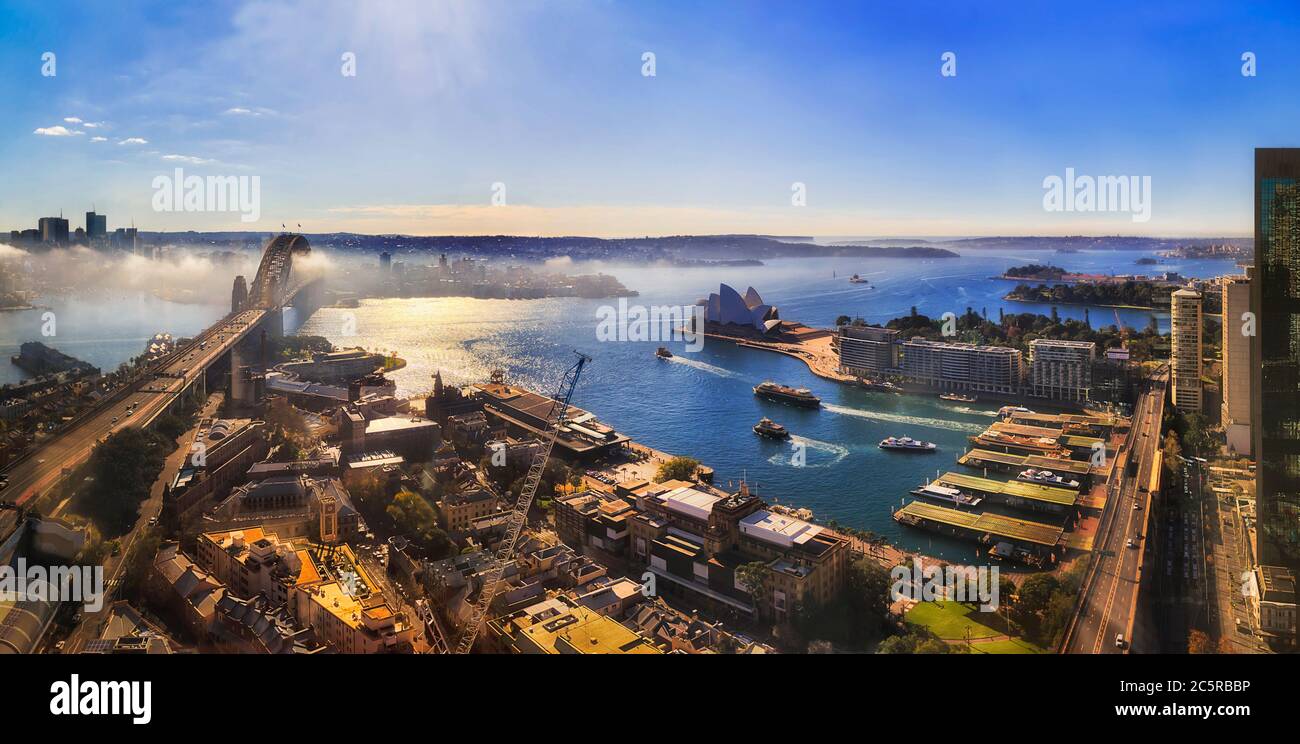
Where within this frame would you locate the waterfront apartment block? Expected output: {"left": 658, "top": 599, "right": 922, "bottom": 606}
{"left": 899, "top": 339, "right": 1023, "bottom": 395}
{"left": 1028, "top": 339, "right": 1095, "bottom": 402}
{"left": 1253, "top": 148, "right": 1300, "bottom": 573}
{"left": 837, "top": 325, "right": 900, "bottom": 377}
{"left": 1171, "top": 288, "right": 1203, "bottom": 413}
{"left": 1222, "top": 269, "right": 1254, "bottom": 455}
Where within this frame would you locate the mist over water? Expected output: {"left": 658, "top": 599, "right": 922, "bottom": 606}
{"left": 1, "top": 247, "right": 1239, "bottom": 556}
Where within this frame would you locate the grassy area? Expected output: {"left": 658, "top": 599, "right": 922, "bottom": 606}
{"left": 968, "top": 638, "right": 1044, "bottom": 654}
{"left": 904, "top": 601, "right": 1046, "bottom": 654}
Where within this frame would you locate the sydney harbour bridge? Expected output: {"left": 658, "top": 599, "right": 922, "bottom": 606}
{"left": 2, "top": 234, "right": 327, "bottom": 508}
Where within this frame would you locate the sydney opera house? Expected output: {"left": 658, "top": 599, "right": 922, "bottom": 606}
{"left": 699, "top": 284, "right": 782, "bottom": 334}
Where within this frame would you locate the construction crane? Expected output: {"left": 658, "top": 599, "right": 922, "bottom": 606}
{"left": 451, "top": 351, "right": 591, "bottom": 654}
{"left": 1113, "top": 307, "right": 1129, "bottom": 348}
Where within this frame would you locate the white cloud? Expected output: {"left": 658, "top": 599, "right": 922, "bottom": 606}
{"left": 161, "top": 153, "right": 215, "bottom": 165}
{"left": 224, "top": 107, "right": 254, "bottom": 115}
{"left": 83, "top": 121, "right": 105, "bottom": 128}
{"left": 91, "top": 136, "right": 108, "bottom": 142}
{"left": 118, "top": 137, "right": 149, "bottom": 145}
{"left": 64, "top": 116, "right": 83, "bottom": 124}
{"left": 34, "top": 125, "right": 82, "bottom": 137}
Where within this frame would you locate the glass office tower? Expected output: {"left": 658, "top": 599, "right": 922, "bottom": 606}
{"left": 1253, "top": 148, "right": 1300, "bottom": 569}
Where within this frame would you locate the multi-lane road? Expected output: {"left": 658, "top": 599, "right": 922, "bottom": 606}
{"left": 1065, "top": 367, "right": 1168, "bottom": 654}
{"left": 1, "top": 309, "right": 265, "bottom": 509}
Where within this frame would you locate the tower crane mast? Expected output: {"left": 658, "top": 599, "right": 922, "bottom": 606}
{"left": 451, "top": 351, "right": 591, "bottom": 654}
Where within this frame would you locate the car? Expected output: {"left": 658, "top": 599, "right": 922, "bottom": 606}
{"left": 1115, "top": 633, "right": 1126, "bottom": 649}
{"left": 1133, "top": 502, "right": 1142, "bottom": 510}
{"left": 111, "top": 417, "right": 118, "bottom": 423}
{"left": 147, "top": 516, "right": 158, "bottom": 526}
{"left": 1126, "top": 538, "right": 1138, "bottom": 548}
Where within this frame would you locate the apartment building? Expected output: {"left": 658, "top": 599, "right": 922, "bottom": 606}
{"left": 1221, "top": 270, "right": 1254, "bottom": 454}
{"left": 1171, "top": 288, "right": 1204, "bottom": 413}
{"left": 625, "top": 482, "right": 849, "bottom": 623}
{"left": 553, "top": 489, "right": 635, "bottom": 555}
{"left": 837, "top": 325, "right": 900, "bottom": 377}
{"left": 900, "top": 339, "right": 1023, "bottom": 394}
{"left": 1028, "top": 339, "right": 1096, "bottom": 402}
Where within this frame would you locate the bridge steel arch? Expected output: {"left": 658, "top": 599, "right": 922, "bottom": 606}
{"left": 244, "top": 233, "right": 311, "bottom": 310}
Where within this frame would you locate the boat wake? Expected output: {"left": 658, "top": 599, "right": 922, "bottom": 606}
{"left": 823, "top": 403, "right": 987, "bottom": 433}
{"left": 765, "top": 434, "right": 850, "bottom": 468}
{"left": 665, "top": 355, "right": 742, "bottom": 379}
{"left": 944, "top": 405, "right": 999, "bottom": 417}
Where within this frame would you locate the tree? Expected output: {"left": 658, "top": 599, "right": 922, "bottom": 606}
{"left": 736, "top": 561, "right": 772, "bottom": 611}
{"left": 1188, "top": 629, "right": 1213, "bottom": 654}
{"left": 386, "top": 490, "right": 450, "bottom": 557}
{"left": 656, "top": 456, "right": 700, "bottom": 482}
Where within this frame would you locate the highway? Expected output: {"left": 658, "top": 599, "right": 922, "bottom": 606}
{"left": 0, "top": 309, "right": 265, "bottom": 510}
{"left": 1064, "top": 366, "right": 1168, "bottom": 654}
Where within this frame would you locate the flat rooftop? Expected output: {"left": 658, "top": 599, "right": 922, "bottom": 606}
{"left": 896, "top": 501, "right": 1064, "bottom": 547}
{"left": 365, "top": 416, "right": 439, "bottom": 435}
{"left": 936, "top": 471, "right": 1078, "bottom": 506}
{"left": 657, "top": 485, "right": 724, "bottom": 520}
{"left": 740, "top": 509, "right": 824, "bottom": 548}
{"left": 958, "top": 448, "right": 1092, "bottom": 476}
{"left": 990, "top": 422, "right": 1064, "bottom": 438}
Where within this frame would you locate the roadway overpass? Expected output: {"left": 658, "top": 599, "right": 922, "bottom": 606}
{"left": 1061, "top": 365, "right": 1169, "bottom": 654}
{"left": 1, "top": 234, "right": 320, "bottom": 510}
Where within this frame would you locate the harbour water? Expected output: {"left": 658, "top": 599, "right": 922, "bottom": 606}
{"left": 0, "top": 248, "right": 1240, "bottom": 558}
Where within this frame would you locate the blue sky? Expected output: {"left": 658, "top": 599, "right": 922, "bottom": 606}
{"left": 1, "top": 0, "right": 1297, "bottom": 237}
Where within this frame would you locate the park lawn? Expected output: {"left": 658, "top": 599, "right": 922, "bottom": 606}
{"left": 968, "top": 638, "right": 1046, "bottom": 654}
{"left": 905, "top": 601, "right": 997, "bottom": 639}
{"left": 905, "top": 601, "right": 1047, "bottom": 654}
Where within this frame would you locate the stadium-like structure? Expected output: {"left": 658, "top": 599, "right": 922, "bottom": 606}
{"left": 700, "top": 283, "right": 781, "bottom": 333}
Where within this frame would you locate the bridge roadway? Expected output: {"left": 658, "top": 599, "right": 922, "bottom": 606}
{"left": 2, "top": 308, "right": 267, "bottom": 508}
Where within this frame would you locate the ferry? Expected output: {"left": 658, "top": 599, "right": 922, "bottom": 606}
{"left": 754, "top": 381, "right": 821, "bottom": 408}
{"left": 879, "top": 436, "right": 937, "bottom": 452}
{"left": 1016, "top": 468, "right": 1080, "bottom": 489}
{"left": 849, "top": 274, "right": 868, "bottom": 284}
{"left": 939, "top": 393, "right": 978, "bottom": 403}
{"left": 655, "top": 346, "right": 673, "bottom": 359}
{"left": 753, "top": 417, "right": 790, "bottom": 439}
{"left": 860, "top": 379, "right": 902, "bottom": 393}
{"left": 910, "top": 482, "right": 983, "bottom": 508}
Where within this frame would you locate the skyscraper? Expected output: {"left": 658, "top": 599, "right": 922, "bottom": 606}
{"left": 1221, "top": 268, "right": 1254, "bottom": 455}
{"left": 1170, "top": 288, "right": 1203, "bottom": 413}
{"left": 85, "top": 211, "right": 107, "bottom": 240}
{"left": 38, "top": 216, "right": 69, "bottom": 245}
{"left": 1253, "top": 148, "right": 1300, "bottom": 569}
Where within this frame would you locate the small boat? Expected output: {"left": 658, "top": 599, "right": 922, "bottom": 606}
{"left": 860, "top": 379, "right": 902, "bottom": 393}
{"left": 879, "top": 436, "right": 937, "bottom": 452}
{"left": 753, "top": 417, "right": 790, "bottom": 439}
{"left": 754, "top": 381, "right": 821, "bottom": 408}
{"left": 910, "top": 482, "right": 983, "bottom": 507}
{"left": 939, "top": 393, "right": 978, "bottom": 403}
{"left": 849, "top": 274, "right": 868, "bottom": 284}
{"left": 655, "top": 346, "right": 673, "bottom": 359}
{"left": 1016, "top": 468, "right": 1080, "bottom": 489}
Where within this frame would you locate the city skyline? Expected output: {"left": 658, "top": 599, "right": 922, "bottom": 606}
{"left": 3, "top": 0, "right": 1300, "bottom": 237}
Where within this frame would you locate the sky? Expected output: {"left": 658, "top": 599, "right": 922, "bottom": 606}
{"left": 1, "top": 0, "right": 1298, "bottom": 238}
